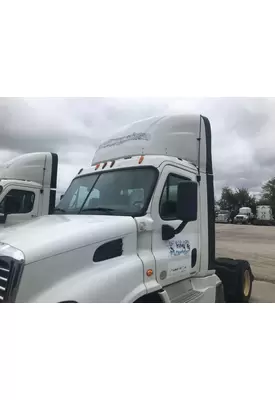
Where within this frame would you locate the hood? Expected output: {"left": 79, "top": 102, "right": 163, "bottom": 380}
{"left": 0, "top": 214, "right": 137, "bottom": 264}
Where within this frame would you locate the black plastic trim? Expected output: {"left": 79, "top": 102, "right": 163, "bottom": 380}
{"left": 0, "top": 256, "right": 25, "bottom": 303}
{"left": 191, "top": 248, "right": 197, "bottom": 268}
{"left": 93, "top": 239, "right": 123, "bottom": 262}
{"left": 201, "top": 116, "right": 213, "bottom": 175}
{"left": 50, "top": 153, "right": 58, "bottom": 189}
{"left": 59, "top": 301, "right": 78, "bottom": 303}
{"left": 49, "top": 189, "right": 56, "bottom": 214}
{"left": 48, "top": 153, "right": 58, "bottom": 214}
{"left": 201, "top": 116, "right": 215, "bottom": 270}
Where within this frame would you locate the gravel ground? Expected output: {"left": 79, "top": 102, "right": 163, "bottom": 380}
{"left": 216, "top": 223, "right": 275, "bottom": 283}
{"left": 250, "top": 280, "right": 275, "bottom": 303}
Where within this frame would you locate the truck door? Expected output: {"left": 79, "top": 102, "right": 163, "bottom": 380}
{"left": 151, "top": 165, "right": 200, "bottom": 287}
{"left": 0, "top": 188, "right": 40, "bottom": 227}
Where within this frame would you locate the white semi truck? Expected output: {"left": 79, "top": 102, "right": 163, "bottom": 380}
{"left": 0, "top": 115, "right": 254, "bottom": 303}
{"left": 256, "top": 205, "right": 273, "bottom": 221}
{"left": 0, "top": 152, "right": 58, "bottom": 228}
{"left": 234, "top": 207, "right": 253, "bottom": 224}
{"left": 216, "top": 210, "right": 230, "bottom": 223}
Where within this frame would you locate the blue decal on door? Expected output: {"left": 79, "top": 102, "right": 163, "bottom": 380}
{"left": 168, "top": 240, "right": 191, "bottom": 257}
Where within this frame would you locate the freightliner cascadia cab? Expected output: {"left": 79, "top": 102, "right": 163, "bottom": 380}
{"left": 0, "top": 115, "right": 253, "bottom": 303}
{"left": 0, "top": 152, "right": 58, "bottom": 228}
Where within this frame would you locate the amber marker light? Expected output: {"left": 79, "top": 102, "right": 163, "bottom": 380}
{"left": 138, "top": 155, "right": 144, "bottom": 164}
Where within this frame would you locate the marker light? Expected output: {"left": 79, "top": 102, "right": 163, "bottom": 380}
{"left": 146, "top": 269, "right": 153, "bottom": 277}
{"left": 95, "top": 164, "right": 100, "bottom": 170}
{"left": 138, "top": 156, "right": 144, "bottom": 164}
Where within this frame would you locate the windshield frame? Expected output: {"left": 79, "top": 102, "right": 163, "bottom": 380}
{"left": 55, "top": 166, "right": 159, "bottom": 217}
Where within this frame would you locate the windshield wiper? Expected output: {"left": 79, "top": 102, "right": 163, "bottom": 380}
{"left": 54, "top": 207, "right": 66, "bottom": 213}
{"left": 80, "top": 207, "right": 116, "bottom": 215}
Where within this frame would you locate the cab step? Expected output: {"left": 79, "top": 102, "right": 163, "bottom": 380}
{"left": 171, "top": 289, "right": 204, "bottom": 303}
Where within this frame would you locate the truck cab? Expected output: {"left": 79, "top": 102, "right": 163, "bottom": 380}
{"left": 0, "top": 115, "right": 253, "bottom": 303}
{"left": 234, "top": 207, "right": 253, "bottom": 224}
{"left": 0, "top": 152, "right": 58, "bottom": 228}
{"left": 216, "top": 210, "right": 230, "bottom": 223}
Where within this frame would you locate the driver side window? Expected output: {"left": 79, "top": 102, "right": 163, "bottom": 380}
{"left": 0, "top": 189, "right": 35, "bottom": 215}
{"left": 159, "top": 174, "right": 190, "bottom": 220}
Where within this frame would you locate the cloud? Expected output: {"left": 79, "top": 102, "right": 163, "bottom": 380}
{"left": 1, "top": 97, "right": 275, "bottom": 197}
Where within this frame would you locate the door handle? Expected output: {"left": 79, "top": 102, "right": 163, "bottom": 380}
{"left": 191, "top": 248, "right": 197, "bottom": 268}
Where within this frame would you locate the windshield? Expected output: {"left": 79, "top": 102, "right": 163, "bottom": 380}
{"left": 55, "top": 167, "right": 158, "bottom": 216}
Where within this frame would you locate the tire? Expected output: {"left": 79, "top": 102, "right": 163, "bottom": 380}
{"left": 234, "top": 260, "right": 253, "bottom": 303}
{"left": 215, "top": 258, "right": 254, "bottom": 303}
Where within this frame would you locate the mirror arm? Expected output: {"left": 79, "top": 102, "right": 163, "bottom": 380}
{"left": 174, "top": 221, "right": 188, "bottom": 235}
{"left": 162, "top": 221, "right": 189, "bottom": 241}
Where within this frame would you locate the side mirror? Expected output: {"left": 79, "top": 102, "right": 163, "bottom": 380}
{"left": 176, "top": 181, "right": 198, "bottom": 221}
{"left": 162, "top": 181, "right": 198, "bottom": 241}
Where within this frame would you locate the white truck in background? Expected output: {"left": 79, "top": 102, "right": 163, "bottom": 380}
{"left": 0, "top": 114, "right": 254, "bottom": 303}
{"left": 234, "top": 207, "right": 253, "bottom": 224}
{"left": 256, "top": 205, "right": 273, "bottom": 221}
{"left": 0, "top": 152, "right": 58, "bottom": 228}
{"left": 216, "top": 210, "right": 230, "bottom": 223}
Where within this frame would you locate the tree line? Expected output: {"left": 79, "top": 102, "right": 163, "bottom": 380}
{"left": 216, "top": 177, "right": 275, "bottom": 217}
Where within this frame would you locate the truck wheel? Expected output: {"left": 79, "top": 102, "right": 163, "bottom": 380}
{"left": 228, "top": 261, "right": 253, "bottom": 303}
{"left": 215, "top": 258, "right": 254, "bottom": 303}
{"left": 243, "top": 269, "right": 252, "bottom": 301}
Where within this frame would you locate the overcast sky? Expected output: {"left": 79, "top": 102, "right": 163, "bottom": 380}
{"left": 0, "top": 97, "right": 274, "bottom": 199}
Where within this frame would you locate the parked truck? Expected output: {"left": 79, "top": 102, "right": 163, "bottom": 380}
{"left": 256, "top": 205, "right": 273, "bottom": 221}
{"left": 0, "top": 115, "right": 253, "bottom": 303}
{"left": 0, "top": 152, "right": 58, "bottom": 228}
{"left": 215, "top": 210, "right": 230, "bottom": 223}
{"left": 234, "top": 207, "right": 253, "bottom": 224}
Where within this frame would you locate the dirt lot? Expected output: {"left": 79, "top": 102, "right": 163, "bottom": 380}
{"left": 250, "top": 280, "right": 275, "bottom": 303}
{"left": 216, "top": 223, "right": 275, "bottom": 283}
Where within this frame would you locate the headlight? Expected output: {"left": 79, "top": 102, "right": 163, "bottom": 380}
{"left": 0, "top": 242, "right": 25, "bottom": 303}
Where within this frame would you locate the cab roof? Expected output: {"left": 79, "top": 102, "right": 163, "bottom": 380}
{"left": 92, "top": 114, "right": 212, "bottom": 174}
{"left": 0, "top": 152, "right": 58, "bottom": 188}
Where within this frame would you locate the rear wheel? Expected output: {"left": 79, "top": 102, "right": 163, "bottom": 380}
{"left": 215, "top": 258, "right": 254, "bottom": 303}
{"left": 227, "top": 260, "right": 253, "bottom": 302}
{"left": 243, "top": 270, "right": 252, "bottom": 298}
